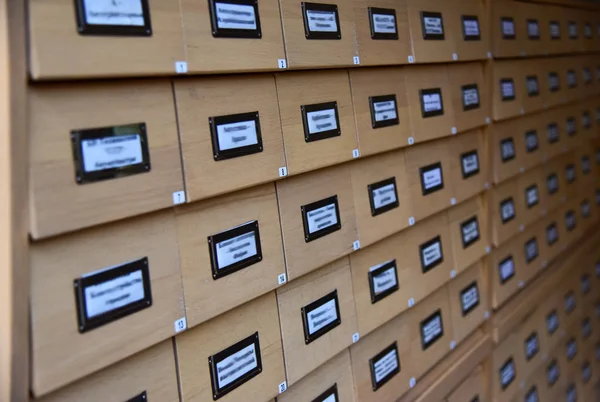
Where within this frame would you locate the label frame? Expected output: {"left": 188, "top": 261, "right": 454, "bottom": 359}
{"left": 301, "top": 195, "right": 342, "bottom": 243}
{"left": 369, "top": 94, "right": 400, "bottom": 129}
{"left": 367, "top": 177, "right": 399, "bottom": 217}
{"left": 419, "top": 162, "right": 444, "bottom": 195}
{"left": 368, "top": 7, "right": 398, "bottom": 40}
{"left": 209, "top": 111, "right": 263, "bottom": 161}
{"left": 461, "top": 15, "right": 481, "bottom": 41}
{"left": 301, "top": 290, "right": 342, "bottom": 344}
{"left": 500, "top": 78, "right": 516, "bottom": 101}
{"left": 311, "top": 384, "right": 339, "bottom": 402}
{"left": 420, "top": 235, "right": 444, "bottom": 273}
{"left": 547, "top": 173, "right": 559, "bottom": 195}
{"left": 527, "top": 19, "right": 540, "bottom": 39}
{"left": 499, "top": 358, "right": 516, "bottom": 390}
{"left": 547, "top": 123, "right": 559, "bottom": 144}
{"left": 302, "top": 2, "right": 341, "bottom": 40}
{"left": 301, "top": 101, "right": 342, "bottom": 142}
{"left": 208, "top": 0, "right": 262, "bottom": 39}
{"left": 525, "top": 130, "right": 539, "bottom": 153}
{"left": 460, "top": 280, "right": 480, "bottom": 316}
{"left": 368, "top": 260, "right": 400, "bottom": 304}
{"left": 525, "top": 184, "right": 539, "bottom": 208}
{"left": 524, "top": 237, "right": 539, "bottom": 264}
{"left": 419, "top": 88, "right": 444, "bottom": 118}
{"left": 460, "top": 150, "right": 480, "bottom": 179}
{"left": 547, "top": 359, "right": 560, "bottom": 387}
{"left": 369, "top": 342, "right": 400, "bottom": 391}
{"left": 548, "top": 72, "right": 560, "bottom": 92}
{"left": 546, "top": 222, "right": 559, "bottom": 246}
{"left": 565, "top": 210, "right": 576, "bottom": 232}
{"left": 500, "top": 197, "right": 516, "bottom": 224}
{"left": 501, "top": 17, "right": 516, "bottom": 39}
{"left": 420, "top": 309, "right": 444, "bottom": 350}
{"left": 499, "top": 255, "right": 515, "bottom": 285}
{"left": 526, "top": 75, "right": 540, "bottom": 97}
{"left": 420, "top": 11, "right": 445, "bottom": 40}
{"left": 547, "top": 310, "right": 559, "bottom": 335}
{"left": 461, "top": 84, "right": 481, "bottom": 111}
{"left": 525, "top": 332, "right": 540, "bottom": 361}
{"left": 74, "top": 0, "right": 152, "bottom": 36}
{"left": 460, "top": 216, "right": 480, "bottom": 249}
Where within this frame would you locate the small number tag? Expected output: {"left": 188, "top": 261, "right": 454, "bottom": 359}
{"left": 353, "top": 333, "right": 360, "bottom": 343}
{"left": 353, "top": 240, "right": 361, "bottom": 251}
{"left": 175, "top": 61, "right": 188, "bottom": 74}
{"left": 353, "top": 56, "right": 360, "bottom": 65}
{"left": 278, "top": 273, "right": 287, "bottom": 285}
{"left": 279, "top": 382, "right": 287, "bottom": 394}
{"left": 409, "top": 217, "right": 415, "bottom": 226}
{"left": 278, "top": 58, "right": 287, "bottom": 69}
{"left": 408, "top": 55, "right": 414, "bottom": 63}
{"left": 173, "top": 191, "right": 186, "bottom": 205}
{"left": 278, "top": 166, "right": 288, "bottom": 177}
{"left": 352, "top": 149, "right": 360, "bottom": 158}
{"left": 175, "top": 317, "right": 187, "bottom": 333}
{"left": 409, "top": 378, "right": 416, "bottom": 388}
{"left": 450, "top": 340, "right": 456, "bottom": 350}
{"left": 408, "top": 298, "right": 415, "bottom": 307}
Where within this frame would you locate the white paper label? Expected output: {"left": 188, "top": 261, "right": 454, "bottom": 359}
{"left": 422, "top": 166, "right": 442, "bottom": 190}
{"left": 462, "top": 153, "right": 479, "bottom": 175}
{"left": 502, "top": 19, "right": 515, "bottom": 36}
{"left": 81, "top": 134, "right": 143, "bottom": 173}
{"left": 215, "top": 230, "right": 258, "bottom": 270}
{"left": 565, "top": 294, "right": 575, "bottom": 312}
{"left": 462, "top": 220, "right": 479, "bottom": 245}
{"left": 306, "top": 203, "right": 338, "bottom": 234}
{"left": 422, "top": 241, "right": 442, "bottom": 268}
{"left": 461, "top": 285, "right": 480, "bottom": 313}
{"left": 84, "top": 269, "right": 145, "bottom": 319}
{"left": 215, "top": 2, "right": 257, "bottom": 30}
{"left": 372, "top": 183, "right": 397, "bottom": 210}
{"left": 585, "top": 24, "right": 592, "bottom": 37}
{"left": 373, "top": 100, "right": 397, "bottom": 122}
{"left": 567, "top": 340, "right": 577, "bottom": 359}
{"left": 373, "top": 349, "right": 398, "bottom": 384}
{"left": 307, "top": 298, "right": 338, "bottom": 335}
{"left": 548, "top": 363, "right": 559, "bottom": 383}
{"left": 501, "top": 361, "right": 515, "bottom": 387}
{"left": 583, "top": 364, "right": 591, "bottom": 382}
{"left": 423, "top": 93, "right": 442, "bottom": 112}
{"left": 526, "top": 334, "right": 539, "bottom": 359}
{"left": 528, "top": 21, "right": 540, "bottom": 37}
{"left": 527, "top": 77, "right": 539, "bottom": 95}
{"left": 526, "top": 132, "right": 538, "bottom": 151}
{"left": 501, "top": 81, "right": 515, "bottom": 98}
{"left": 527, "top": 186, "right": 539, "bottom": 206}
{"left": 569, "top": 23, "right": 577, "bottom": 37}
{"left": 422, "top": 314, "right": 443, "bottom": 345}
{"left": 216, "top": 119, "right": 258, "bottom": 151}
{"left": 370, "top": 262, "right": 398, "bottom": 295}
{"left": 500, "top": 258, "right": 515, "bottom": 281}
{"left": 372, "top": 13, "right": 396, "bottom": 34}
{"left": 568, "top": 72, "right": 576, "bottom": 87}
{"left": 307, "top": 108, "right": 338, "bottom": 135}
{"left": 216, "top": 343, "right": 258, "bottom": 389}
{"left": 306, "top": 9, "right": 338, "bottom": 32}
{"left": 547, "top": 225, "right": 558, "bottom": 245}
{"left": 501, "top": 201, "right": 515, "bottom": 221}
{"left": 424, "top": 16, "right": 443, "bottom": 35}
{"left": 549, "top": 74, "right": 559, "bottom": 90}
{"left": 550, "top": 22, "right": 560, "bottom": 38}
{"left": 83, "top": 0, "right": 145, "bottom": 26}
{"left": 463, "top": 19, "right": 480, "bottom": 36}
{"left": 463, "top": 88, "right": 479, "bottom": 107}
{"left": 567, "top": 386, "right": 577, "bottom": 402}
{"left": 526, "top": 388, "right": 539, "bottom": 402}
{"left": 547, "top": 312, "right": 559, "bottom": 333}
{"left": 582, "top": 202, "right": 591, "bottom": 217}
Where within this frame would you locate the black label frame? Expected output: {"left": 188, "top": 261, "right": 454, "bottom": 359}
{"left": 420, "top": 309, "right": 444, "bottom": 350}
{"left": 301, "top": 290, "right": 342, "bottom": 344}
{"left": 301, "top": 195, "right": 342, "bottom": 243}
{"left": 420, "top": 235, "right": 444, "bottom": 273}
{"left": 419, "top": 88, "right": 445, "bottom": 118}
{"left": 369, "top": 94, "right": 400, "bottom": 129}
{"left": 209, "top": 111, "right": 263, "bottom": 161}
{"left": 368, "top": 260, "right": 400, "bottom": 304}
{"left": 208, "top": 0, "right": 262, "bottom": 38}
{"left": 369, "top": 342, "right": 400, "bottom": 391}
{"left": 302, "top": 2, "right": 341, "bottom": 40}
{"left": 368, "top": 7, "right": 399, "bottom": 40}
{"left": 301, "top": 101, "right": 342, "bottom": 142}
{"left": 75, "top": 0, "right": 153, "bottom": 36}
{"left": 368, "top": 177, "right": 399, "bottom": 217}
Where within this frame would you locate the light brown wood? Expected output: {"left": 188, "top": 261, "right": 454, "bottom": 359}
{"left": 36, "top": 340, "right": 179, "bottom": 402}
{"left": 448, "top": 63, "right": 489, "bottom": 134}
{"left": 513, "top": 306, "right": 546, "bottom": 382}
{"left": 405, "top": 0, "right": 457, "bottom": 63}
{"left": 350, "top": 149, "right": 412, "bottom": 248}
{"left": 174, "top": 75, "right": 285, "bottom": 202}
{"left": 517, "top": 166, "right": 545, "bottom": 228}
{"left": 174, "top": 183, "right": 285, "bottom": 328}
{"left": 29, "top": 80, "right": 184, "bottom": 239}
{"left": 446, "top": 366, "right": 486, "bottom": 402}
{"left": 490, "top": 116, "right": 525, "bottom": 185}
{"left": 447, "top": 0, "right": 489, "bottom": 62}
{"left": 275, "top": 70, "right": 358, "bottom": 175}
{"left": 181, "top": 0, "right": 285, "bottom": 73}
{"left": 175, "top": 292, "right": 285, "bottom": 402}
{"left": 491, "top": 333, "right": 524, "bottom": 402}
{"left": 279, "top": 0, "right": 357, "bottom": 69}
{"left": 489, "top": 235, "right": 526, "bottom": 309}
{"left": 490, "top": 177, "right": 523, "bottom": 247}
{"left": 541, "top": 154, "right": 568, "bottom": 214}
{"left": 30, "top": 210, "right": 185, "bottom": 396}
{"left": 348, "top": 67, "right": 411, "bottom": 157}
{"left": 492, "top": 60, "right": 525, "bottom": 122}
{"left": 448, "top": 129, "right": 487, "bottom": 204}
{"left": 277, "top": 348, "right": 356, "bottom": 402}
{"left": 28, "top": 0, "right": 185, "bottom": 79}
{"left": 519, "top": 59, "right": 546, "bottom": 114}
{"left": 352, "top": 0, "right": 411, "bottom": 66}
{"left": 276, "top": 257, "right": 357, "bottom": 385}
{"left": 276, "top": 163, "right": 358, "bottom": 280}
{"left": 519, "top": 113, "right": 546, "bottom": 173}
{"left": 491, "top": 1, "right": 524, "bottom": 59}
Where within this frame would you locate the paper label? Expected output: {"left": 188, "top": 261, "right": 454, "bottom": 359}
{"left": 547, "top": 123, "right": 559, "bottom": 143}
{"left": 547, "top": 361, "right": 559, "bottom": 385}
{"left": 422, "top": 165, "right": 442, "bottom": 191}
{"left": 215, "top": 231, "right": 258, "bottom": 271}
{"left": 306, "top": 9, "right": 338, "bottom": 32}
{"left": 373, "top": 99, "right": 397, "bottom": 122}
{"left": 547, "top": 174, "right": 559, "bottom": 194}
{"left": 370, "top": 261, "right": 398, "bottom": 295}
{"left": 373, "top": 348, "right": 398, "bottom": 384}
{"left": 567, "top": 385, "right": 576, "bottom": 402}
{"left": 583, "top": 318, "right": 591, "bottom": 338}
{"left": 584, "top": 68, "right": 592, "bottom": 83}
{"left": 462, "top": 218, "right": 480, "bottom": 246}
{"left": 499, "top": 257, "right": 515, "bottom": 282}
{"left": 423, "top": 16, "right": 443, "bottom": 35}
{"left": 569, "top": 22, "right": 577, "bottom": 38}
{"left": 83, "top": 0, "right": 145, "bottom": 26}
{"left": 567, "top": 71, "right": 577, "bottom": 88}
{"left": 372, "top": 13, "right": 396, "bottom": 34}
{"left": 526, "top": 131, "right": 539, "bottom": 152}
{"left": 501, "top": 199, "right": 515, "bottom": 222}
{"left": 501, "top": 138, "right": 515, "bottom": 160}
{"left": 306, "top": 108, "right": 338, "bottom": 136}
{"left": 421, "top": 239, "right": 443, "bottom": 269}
{"left": 422, "top": 93, "right": 442, "bottom": 112}
{"left": 546, "top": 223, "right": 558, "bottom": 245}
{"left": 84, "top": 269, "right": 145, "bottom": 319}
{"left": 567, "top": 118, "right": 576, "bottom": 136}
{"left": 421, "top": 311, "right": 443, "bottom": 348}
{"left": 461, "top": 283, "right": 480, "bottom": 315}
{"left": 547, "top": 311, "right": 559, "bottom": 334}
{"left": 565, "top": 211, "right": 576, "bottom": 231}
{"left": 583, "top": 363, "right": 591, "bottom": 382}
{"left": 306, "top": 298, "right": 338, "bottom": 336}
{"left": 550, "top": 22, "right": 560, "bottom": 38}
{"left": 527, "top": 185, "right": 539, "bottom": 207}
{"left": 463, "top": 87, "right": 480, "bottom": 107}
{"left": 500, "top": 359, "right": 516, "bottom": 388}
{"left": 463, "top": 18, "right": 480, "bottom": 37}
{"left": 565, "top": 293, "right": 576, "bottom": 313}
{"left": 528, "top": 20, "right": 540, "bottom": 37}
{"left": 527, "top": 76, "right": 539, "bottom": 95}
{"left": 215, "top": 119, "right": 258, "bottom": 151}
{"left": 526, "top": 387, "right": 539, "bottom": 402}
{"left": 502, "top": 19, "right": 515, "bottom": 36}
{"left": 567, "top": 339, "right": 577, "bottom": 360}
{"left": 501, "top": 81, "right": 515, "bottom": 99}
{"left": 81, "top": 134, "right": 143, "bottom": 173}
{"left": 525, "top": 238, "right": 538, "bottom": 262}
{"left": 372, "top": 183, "right": 397, "bottom": 211}
{"left": 525, "top": 333, "right": 539, "bottom": 360}
{"left": 462, "top": 152, "right": 479, "bottom": 176}
{"left": 582, "top": 157, "right": 591, "bottom": 174}
{"left": 582, "top": 201, "right": 591, "bottom": 218}
{"left": 306, "top": 203, "right": 338, "bottom": 235}
{"left": 215, "top": 2, "right": 257, "bottom": 30}
{"left": 549, "top": 73, "right": 560, "bottom": 91}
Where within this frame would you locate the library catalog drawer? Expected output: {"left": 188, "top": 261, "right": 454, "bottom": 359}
{"left": 406, "top": 0, "right": 456, "bottom": 63}
{"left": 517, "top": 167, "right": 545, "bottom": 228}
{"left": 490, "top": 116, "right": 524, "bottom": 184}
{"left": 28, "top": 0, "right": 184, "bottom": 79}
{"left": 516, "top": 312, "right": 546, "bottom": 381}
{"left": 490, "top": 177, "right": 523, "bottom": 247}
{"left": 276, "top": 163, "right": 357, "bottom": 280}
{"left": 492, "top": 1, "right": 524, "bottom": 58}
{"left": 174, "top": 75, "right": 285, "bottom": 202}
{"left": 519, "top": 59, "right": 545, "bottom": 114}
{"left": 492, "top": 334, "right": 524, "bottom": 402}
{"left": 447, "top": 0, "right": 489, "bottom": 62}
{"left": 29, "top": 80, "right": 183, "bottom": 239}
{"left": 348, "top": 67, "right": 410, "bottom": 157}
{"left": 446, "top": 365, "right": 486, "bottom": 402}
{"left": 493, "top": 62, "right": 525, "bottom": 122}
{"left": 448, "top": 62, "right": 489, "bottom": 134}
{"left": 175, "top": 184, "right": 284, "bottom": 329}
{"left": 521, "top": 2, "right": 549, "bottom": 58}
{"left": 448, "top": 129, "right": 487, "bottom": 204}
{"left": 30, "top": 210, "right": 185, "bottom": 396}
{"left": 489, "top": 238, "right": 525, "bottom": 309}
{"left": 175, "top": 292, "right": 285, "bottom": 402}
{"left": 275, "top": 70, "right": 357, "bottom": 175}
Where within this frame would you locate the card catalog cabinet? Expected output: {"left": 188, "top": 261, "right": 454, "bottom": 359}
{"left": 489, "top": 237, "right": 525, "bottom": 309}
{"left": 448, "top": 62, "right": 489, "bottom": 134}
{"left": 490, "top": 177, "right": 523, "bottom": 247}
{"left": 447, "top": 0, "right": 489, "bottom": 62}
{"left": 493, "top": 60, "right": 525, "bottom": 121}
{"left": 406, "top": 0, "right": 456, "bottom": 63}
{"left": 447, "top": 129, "right": 487, "bottom": 204}
{"left": 492, "top": 334, "right": 524, "bottom": 402}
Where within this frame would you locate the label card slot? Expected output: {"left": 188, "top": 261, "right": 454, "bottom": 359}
{"left": 209, "top": 332, "right": 262, "bottom": 400}
{"left": 526, "top": 387, "right": 539, "bottom": 402}
{"left": 526, "top": 76, "right": 540, "bottom": 97}
{"left": 500, "top": 137, "right": 516, "bottom": 162}
{"left": 547, "top": 173, "right": 559, "bottom": 195}
{"left": 547, "top": 123, "right": 559, "bottom": 144}
{"left": 550, "top": 21, "right": 561, "bottom": 39}
{"left": 460, "top": 216, "right": 480, "bottom": 249}
{"left": 499, "top": 358, "right": 516, "bottom": 389}
{"left": 369, "top": 94, "right": 399, "bottom": 128}
{"left": 566, "top": 118, "right": 576, "bottom": 137}
{"left": 462, "top": 15, "right": 481, "bottom": 41}
{"left": 500, "top": 197, "right": 516, "bottom": 223}
{"left": 208, "top": 0, "right": 262, "bottom": 38}
{"left": 301, "top": 195, "right": 342, "bottom": 242}
{"left": 500, "top": 78, "right": 515, "bottom": 101}
{"left": 311, "top": 384, "right": 339, "bottom": 402}
{"left": 567, "top": 338, "right": 577, "bottom": 361}
{"left": 71, "top": 122, "right": 151, "bottom": 185}
{"left": 368, "top": 7, "right": 398, "bottom": 40}
{"left": 368, "top": 260, "right": 399, "bottom": 304}
{"left": 302, "top": 2, "right": 341, "bottom": 40}
{"left": 525, "top": 130, "right": 539, "bottom": 153}
{"left": 499, "top": 255, "right": 515, "bottom": 284}
{"left": 583, "top": 111, "right": 591, "bottom": 129}
{"left": 74, "top": 257, "right": 152, "bottom": 333}
{"left": 525, "top": 332, "right": 539, "bottom": 361}
{"left": 301, "top": 290, "right": 342, "bottom": 344}
{"left": 461, "top": 150, "right": 480, "bottom": 179}
{"left": 527, "top": 19, "right": 540, "bottom": 39}
{"left": 420, "top": 235, "right": 444, "bottom": 273}
{"left": 581, "top": 200, "right": 591, "bottom": 218}
{"left": 582, "top": 318, "right": 591, "bottom": 339}
{"left": 420, "top": 309, "right": 444, "bottom": 350}
{"left": 501, "top": 17, "right": 515, "bottom": 39}
{"left": 419, "top": 88, "right": 444, "bottom": 118}
{"left": 547, "top": 310, "right": 559, "bottom": 335}
{"left": 421, "top": 11, "right": 445, "bottom": 40}
{"left": 126, "top": 391, "right": 148, "bottom": 402}
{"left": 526, "top": 184, "right": 539, "bottom": 208}
{"left": 209, "top": 111, "right": 263, "bottom": 160}
{"left": 208, "top": 220, "right": 263, "bottom": 280}
{"left": 75, "top": 0, "right": 152, "bottom": 36}
{"left": 583, "top": 362, "right": 591, "bottom": 383}
{"left": 565, "top": 291, "right": 576, "bottom": 314}
{"left": 368, "top": 177, "right": 399, "bottom": 216}
{"left": 547, "top": 360, "right": 560, "bottom": 387}
{"left": 369, "top": 342, "right": 400, "bottom": 391}
{"left": 582, "top": 156, "right": 591, "bottom": 174}
{"left": 462, "top": 84, "right": 480, "bottom": 111}
{"left": 419, "top": 162, "right": 444, "bottom": 195}
{"left": 460, "top": 281, "right": 480, "bottom": 316}
{"left": 525, "top": 237, "right": 539, "bottom": 264}
{"left": 581, "top": 275, "right": 591, "bottom": 295}
{"left": 566, "top": 163, "right": 577, "bottom": 183}
{"left": 301, "top": 101, "right": 341, "bottom": 142}
{"left": 565, "top": 210, "right": 576, "bottom": 232}
{"left": 567, "top": 70, "right": 577, "bottom": 88}
{"left": 569, "top": 22, "right": 578, "bottom": 39}
{"left": 548, "top": 72, "right": 560, "bottom": 92}
{"left": 546, "top": 222, "right": 559, "bottom": 246}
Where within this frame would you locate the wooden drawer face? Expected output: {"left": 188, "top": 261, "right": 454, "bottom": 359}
{"left": 448, "top": 62, "right": 489, "bottom": 134}
{"left": 176, "top": 292, "right": 285, "bottom": 402}
{"left": 447, "top": 0, "right": 489, "bottom": 62}
{"left": 350, "top": 310, "right": 413, "bottom": 402}
{"left": 541, "top": 160, "right": 567, "bottom": 214}
{"left": 36, "top": 340, "right": 179, "bottom": 402}
{"left": 353, "top": 0, "right": 411, "bottom": 67}
{"left": 404, "top": 138, "right": 453, "bottom": 221}
{"left": 448, "top": 129, "right": 487, "bottom": 204}
{"left": 446, "top": 366, "right": 485, "bottom": 402}
{"left": 447, "top": 195, "right": 489, "bottom": 274}
{"left": 536, "top": 292, "right": 567, "bottom": 355}
{"left": 490, "top": 178, "right": 523, "bottom": 247}
{"left": 175, "top": 184, "right": 285, "bottom": 328}
{"left": 540, "top": 209, "right": 565, "bottom": 263}
{"left": 405, "top": 65, "right": 456, "bottom": 143}
{"left": 516, "top": 313, "right": 546, "bottom": 382}
{"left": 351, "top": 150, "right": 411, "bottom": 248}
{"left": 276, "top": 164, "right": 358, "bottom": 280}
{"left": 493, "top": 61, "right": 524, "bottom": 122}
{"left": 181, "top": 0, "right": 285, "bottom": 73}
{"left": 492, "top": 1, "right": 523, "bottom": 58}
{"left": 520, "top": 59, "right": 545, "bottom": 114}
{"left": 491, "top": 117, "right": 524, "bottom": 184}
{"left": 29, "top": 80, "right": 183, "bottom": 239}
{"left": 279, "top": 0, "right": 357, "bottom": 69}
{"left": 406, "top": 0, "right": 456, "bottom": 63}
{"left": 517, "top": 167, "right": 545, "bottom": 228}
{"left": 408, "top": 285, "right": 453, "bottom": 379}
{"left": 349, "top": 228, "right": 419, "bottom": 337}
{"left": 275, "top": 70, "right": 357, "bottom": 175}
{"left": 521, "top": 3, "right": 549, "bottom": 58}
{"left": 447, "top": 261, "right": 487, "bottom": 345}
{"left": 543, "top": 63, "right": 568, "bottom": 110}
{"left": 349, "top": 67, "right": 410, "bottom": 157}
{"left": 490, "top": 238, "right": 525, "bottom": 309}
{"left": 492, "top": 334, "right": 524, "bottom": 402}
{"left": 276, "top": 257, "right": 357, "bottom": 385}
{"left": 30, "top": 211, "right": 185, "bottom": 396}
{"left": 277, "top": 349, "right": 356, "bottom": 402}
{"left": 539, "top": 109, "right": 565, "bottom": 163}
{"left": 28, "top": 0, "right": 185, "bottom": 79}
{"left": 174, "top": 75, "right": 285, "bottom": 202}
{"left": 519, "top": 114, "right": 546, "bottom": 173}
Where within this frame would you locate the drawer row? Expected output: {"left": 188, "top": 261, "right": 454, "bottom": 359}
{"left": 29, "top": 0, "right": 492, "bottom": 79}
{"left": 36, "top": 260, "right": 489, "bottom": 402}
{"left": 492, "top": 0, "right": 600, "bottom": 58}
{"left": 492, "top": 55, "right": 600, "bottom": 122}
{"left": 30, "top": 65, "right": 491, "bottom": 239}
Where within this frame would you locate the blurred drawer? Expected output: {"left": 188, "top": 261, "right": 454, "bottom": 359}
{"left": 447, "top": 129, "right": 487, "bottom": 204}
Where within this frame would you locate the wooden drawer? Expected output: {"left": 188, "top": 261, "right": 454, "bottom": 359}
{"left": 539, "top": 109, "right": 566, "bottom": 162}
{"left": 521, "top": 2, "right": 549, "bottom": 58}
{"left": 180, "top": 0, "right": 285, "bottom": 73}
{"left": 276, "top": 257, "right": 357, "bottom": 386}
{"left": 519, "top": 114, "right": 546, "bottom": 173}
{"left": 518, "top": 225, "right": 544, "bottom": 285}
{"left": 348, "top": 67, "right": 411, "bottom": 157}
{"left": 517, "top": 167, "right": 544, "bottom": 228}
{"left": 404, "top": 137, "right": 453, "bottom": 221}
{"left": 490, "top": 117, "right": 525, "bottom": 184}
{"left": 543, "top": 63, "right": 567, "bottom": 110}
{"left": 447, "top": 195, "right": 489, "bottom": 274}
{"left": 519, "top": 59, "right": 545, "bottom": 114}
{"left": 174, "top": 75, "right": 285, "bottom": 202}
{"left": 175, "top": 292, "right": 285, "bottom": 402}
{"left": 29, "top": 80, "right": 183, "bottom": 239}
{"left": 352, "top": 0, "right": 411, "bottom": 67}
{"left": 408, "top": 285, "right": 454, "bottom": 380}
{"left": 560, "top": 273, "right": 582, "bottom": 331}
{"left": 406, "top": 0, "right": 456, "bottom": 63}
{"left": 447, "top": 261, "right": 488, "bottom": 346}
{"left": 446, "top": 0, "right": 489, "bottom": 62}
{"left": 536, "top": 291, "right": 567, "bottom": 356}
{"left": 278, "top": 0, "right": 357, "bottom": 69}
{"left": 448, "top": 62, "right": 489, "bottom": 134}
{"left": 448, "top": 129, "right": 487, "bottom": 204}
{"left": 543, "top": 352, "right": 567, "bottom": 396}
{"left": 490, "top": 177, "right": 523, "bottom": 247}
{"left": 35, "top": 340, "right": 178, "bottom": 402}
{"left": 28, "top": 0, "right": 184, "bottom": 79}
{"left": 350, "top": 307, "right": 413, "bottom": 402}
{"left": 545, "top": 6, "right": 568, "bottom": 56}
{"left": 520, "top": 364, "right": 548, "bottom": 402}
{"left": 446, "top": 366, "right": 486, "bottom": 402}
{"left": 492, "top": 60, "right": 525, "bottom": 121}
{"left": 405, "top": 65, "right": 456, "bottom": 143}
{"left": 541, "top": 209, "right": 566, "bottom": 264}
{"left": 541, "top": 158, "right": 567, "bottom": 214}
{"left": 350, "top": 149, "right": 412, "bottom": 248}
{"left": 277, "top": 349, "right": 356, "bottom": 402}
{"left": 515, "top": 312, "right": 546, "bottom": 382}
{"left": 175, "top": 184, "right": 284, "bottom": 329}
{"left": 489, "top": 238, "right": 525, "bottom": 309}
{"left": 492, "top": 1, "right": 524, "bottom": 59}
{"left": 276, "top": 163, "right": 358, "bottom": 280}
{"left": 492, "top": 334, "right": 524, "bottom": 402}
{"left": 30, "top": 210, "right": 185, "bottom": 396}
{"left": 275, "top": 70, "right": 357, "bottom": 175}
